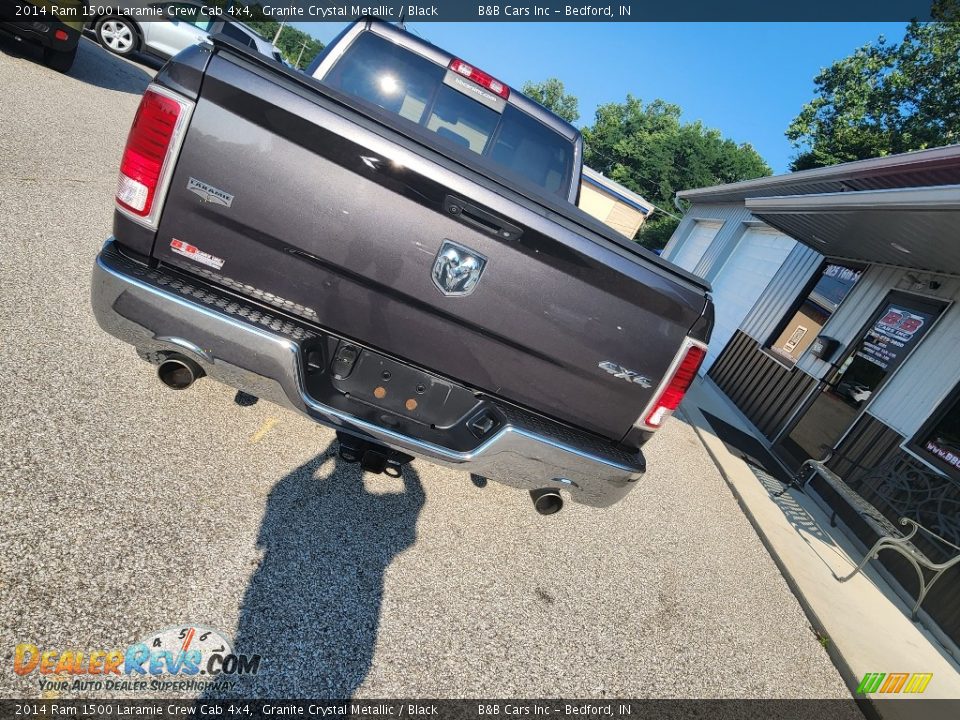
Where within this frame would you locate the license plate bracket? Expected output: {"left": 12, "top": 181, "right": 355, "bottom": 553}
{"left": 330, "top": 344, "right": 481, "bottom": 429}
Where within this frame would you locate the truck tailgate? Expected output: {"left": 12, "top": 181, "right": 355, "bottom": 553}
{"left": 150, "top": 52, "right": 708, "bottom": 441}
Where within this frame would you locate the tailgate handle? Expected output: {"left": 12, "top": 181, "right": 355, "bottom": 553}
{"left": 444, "top": 195, "right": 522, "bottom": 241}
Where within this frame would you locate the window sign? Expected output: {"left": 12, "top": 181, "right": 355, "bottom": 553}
{"left": 782, "top": 325, "right": 808, "bottom": 354}
{"left": 926, "top": 435, "right": 960, "bottom": 471}
{"left": 768, "top": 263, "right": 863, "bottom": 364}
{"left": 856, "top": 304, "right": 934, "bottom": 374}
{"left": 823, "top": 264, "right": 863, "bottom": 283}
{"left": 911, "top": 385, "right": 960, "bottom": 477}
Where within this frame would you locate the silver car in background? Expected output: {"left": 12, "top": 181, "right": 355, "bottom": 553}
{"left": 89, "top": 1, "right": 283, "bottom": 62}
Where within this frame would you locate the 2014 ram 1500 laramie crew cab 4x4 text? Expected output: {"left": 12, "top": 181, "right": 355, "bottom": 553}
{"left": 91, "top": 19, "right": 714, "bottom": 514}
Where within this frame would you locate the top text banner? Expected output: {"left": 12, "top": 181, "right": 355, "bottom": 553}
{"left": 234, "top": 1, "right": 938, "bottom": 21}
{"left": 2, "top": 0, "right": 944, "bottom": 22}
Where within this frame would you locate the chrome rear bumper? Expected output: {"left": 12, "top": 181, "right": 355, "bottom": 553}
{"left": 91, "top": 240, "right": 644, "bottom": 507}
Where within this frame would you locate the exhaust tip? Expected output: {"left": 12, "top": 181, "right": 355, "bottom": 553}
{"left": 157, "top": 356, "right": 203, "bottom": 390}
{"left": 530, "top": 488, "right": 563, "bottom": 516}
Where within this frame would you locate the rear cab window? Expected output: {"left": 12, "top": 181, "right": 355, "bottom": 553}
{"left": 317, "top": 31, "right": 575, "bottom": 199}
{"left": 220, "top": 22, "right": 257, "bottom": 48}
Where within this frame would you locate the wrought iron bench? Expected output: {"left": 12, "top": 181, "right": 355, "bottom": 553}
{"left": 794, "top": 451, "right": 960, "bottom": 619}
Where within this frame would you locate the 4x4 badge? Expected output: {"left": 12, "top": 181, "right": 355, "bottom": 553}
{"left": 187, "top": 178, "right": 234, "bottom": 208}
{"left": 598, "top": 361, "right": 652, "bottom": 388}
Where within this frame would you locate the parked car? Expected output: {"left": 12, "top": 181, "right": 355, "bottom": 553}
{"left": 89, "top": 1, "right": 282, "bottom": 62}
{"left": 0, "top": 0, "right": 86, "bottom": 72}
{"left": 837, "top": 379, "right": 873, "bottom": 406}
{"left": 90, "top": 21, "right": 714, "bottom": 514}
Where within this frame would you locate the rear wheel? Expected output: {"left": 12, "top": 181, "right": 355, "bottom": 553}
{"left": 42, "top": 46, "right": 77, "bottom": 73}
{"left": 96, "top": 17, "right": 138, "bottom": 56}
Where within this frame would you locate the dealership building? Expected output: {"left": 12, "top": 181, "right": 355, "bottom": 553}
{"left": 661, "top": 145, "right": 960, "bottom": 648}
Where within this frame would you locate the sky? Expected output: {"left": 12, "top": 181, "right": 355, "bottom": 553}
{"left": 292, "top": 22, "right": 908, "bottom": 174}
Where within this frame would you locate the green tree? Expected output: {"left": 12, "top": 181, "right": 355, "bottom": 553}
{"left": 582, "top": 96, "right": 770, "bottom": 249}
{"left": 521, "top": 78, "right": 580, "bottom": 124}
{"left": 787, "top": 1, "right": 960, "bottom": 170}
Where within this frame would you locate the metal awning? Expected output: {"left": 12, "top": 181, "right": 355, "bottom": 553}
{"left": 677, "top": 145, "right": 960, "bottom": 204}
{"left": 746, "top": 185, "right": 960, "bottom": 274}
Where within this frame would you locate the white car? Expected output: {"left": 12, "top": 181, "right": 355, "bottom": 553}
{"left": 90, "top": 1, "right": 283, "bottom": 62}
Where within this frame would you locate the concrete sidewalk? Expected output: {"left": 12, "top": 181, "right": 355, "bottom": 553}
{"left": 681, "top": 377, "right": 960, "bottom": 715}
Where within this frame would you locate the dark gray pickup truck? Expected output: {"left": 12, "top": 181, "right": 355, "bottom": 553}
{"left": 91, "top": 19, "right": 713, "bottom": 513}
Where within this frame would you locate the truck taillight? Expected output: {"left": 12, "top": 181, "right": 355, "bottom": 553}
{"left": 449, "top": 58, "right": 510, "bottom": 99}
{"left": 116, "top": 85, "right": 193, "bottom": 226}
{"left": 642, "top": 341, "right": 707, "bottom": 429}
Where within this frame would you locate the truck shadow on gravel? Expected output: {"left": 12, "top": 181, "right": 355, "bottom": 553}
{"left": 68, "top": 39, "right": 155, "bottom": 94}
{"left": 0, "top": 34, "right": 153, "bottom": 94}
{"left": 204, "top": 440, "right": 425, "bottom": 697}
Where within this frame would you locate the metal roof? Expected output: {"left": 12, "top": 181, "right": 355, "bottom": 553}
{"left": 677, "top": 145, "right": 960, "bottom": 204}
{"left": 747, "top": 185, "right": 960, "bottom": 275}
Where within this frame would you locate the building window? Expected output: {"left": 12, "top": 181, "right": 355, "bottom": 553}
{"left": 767, "top": 262, "right": 863, "bottom": 365}
{"left": 910, "top": 385, "right": 960, "bottom": 478}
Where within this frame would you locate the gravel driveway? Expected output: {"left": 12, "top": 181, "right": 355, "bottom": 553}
{"left": 0, "top": 35, "right": 850, "bottom": 700}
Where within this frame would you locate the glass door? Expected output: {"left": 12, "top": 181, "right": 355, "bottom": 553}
{"left": 777, "top": 291, "right": 948, "bottom": 465}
